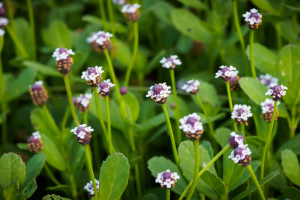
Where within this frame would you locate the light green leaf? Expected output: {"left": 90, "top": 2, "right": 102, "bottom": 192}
{"left": 246, "top": 136, "right": 265, "bottom": 147}
{"left": 139, "top": 110, "right": 174, "bottom": 131}
{"left": 283, "top": 77, "right": 300, "bottom": 106}
{"left": 99, "top": 153, "right": 130, "bottom": 200}
{"left": 166, "top": 94, "right": 191, "bottom": 117}
{"left": 17, "top": 143, "right": 29, "bottom": 150}
{"left": 3, "top": 183, "right": 18, "bottom": 200}
{"left": 192, "top": 81, "right": 219, "bottom": 109}
{"left": 81, "top": 15, "right": 127, "bottom": 33}
{"left": 200, "top": 167, "right": 226, "bottom": 195}
{"left": 178, "top": 0, "right": 206, "bottom": 10}
{"left": 275, "top": 133, "right": 300, "bottom": 158}
{"left": 269, "top": 160, "right": 287, "bottom": 190}
{"left": 281, "top": 20, "right": 298, "bottom": 43}
{"left": 14, "top": 18, "right": 31, "bottom": 57}
{"left": 144, "top": 49, "right": 166, "bottom": 74}
{"left": 224, "top": 25, "right": 249, "bottom": 48}
{"left": 282, "top": 187, "right": 300, "bottom": 200}
{"left": 281, "top": 149, "right": 300, "bottom": 187}
{"left": 42, "top": 194, "right": 71, "bottom": 200}
{"left": 214, "top": 127, "right": 231, "bottom": 147}
{"left": 23, "top": 61, "right": 62, "bottom": 77}
{"left": 199, "top": 112, "right": 226, "bottom": 124}
{"left": 122, "top": 91, "right": 140, "bottom": 122}
{"left": 115, "top": 39, "right": 131, "bottom": 66}
{"left": 250, "top": 0, "right": 276, "bottom": 13}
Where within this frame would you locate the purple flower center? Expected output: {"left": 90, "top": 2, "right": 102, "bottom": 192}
{"left": 250, "top": 12, "right": 260, "bottom": 21}
{"left": 99, "top": 82, "right": 109, "bottom": 90}
{"left": 120, "top": 86, "right": 127, "bottom": 95}
{"left": 189, "top": 82, "right": 195, "bottom": 87}
{"left": 229, "top": 76, "right": 238, "bottom": 82}
{"left": 234, "top": 147, "right": 244, "bottom": 157}
{"left": 152, "top": 84, "right": 164, "bottom": 95}
{"left": 266, "top": 103, "right": 274, "bottom": 111}
{"left": 272, "top": 85, "right": 282, "bottom": 94}
{"left": 59, "top": 48, "right": 68, "bottom": 54}
{"left": 87, "top": 67, "right": 97, "bottom": 75}
{"left": 72, "top": 97, "right": 79, "bottom": 105}
{"left": 162, "top": 172, "right": 172, "bottom": 181}
{"left": 186, "top": 117, "right": 198, "bottom": 127}
{"left": 28, "top": 135, "right": 40, "bottom": 144}
{"left": 98, "top": 34, "right": 108, "bottom": 40}
{"left": 221, "top": 67, "right": 230, "bottom": 75}
{"left": 166, "top": 57, "right": 174, "bottom": 64}
{"left": 236, "top": 108, "right": 245, "bottom": 117}
{"left": 77, "top": 127, "right": 87, "bottom": 134}
{"left": 31, "top": 84, "right": 43, "bottom": 92}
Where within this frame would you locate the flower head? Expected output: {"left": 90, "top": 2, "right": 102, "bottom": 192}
{"left": 265, "top": 83, "right": 287, "bottom": 101}
{"left": 257, "top": 74, "right": 278, "bottom": 88}
{"left": 52, "top": 48, "right": 75, "bottom": 75}
{"left": 242, "top": 8, "right": 262, "bottom": 30}
{"left": 215, "top": 65, "right": 238, "bottom": 82}
{"left": 155, "top": 169, "right": 180, "bottom": 189}
{"left": 228, "top": 144, "right": 252, "bottom": 167}
{"left": 84, "top": 179, "right": 99, "bottom": 197}
{"left": 260, "top": 98, "right": 279, "bottom": 122}
{"left": 71, "top": 124, "right": 94, "bottom": 145}
{"left": 28, "top": 131, "right": 43, "bottom": 153}
{"left": 160, "top": 55, "right": 182, "bottom": 69}
{"left": 231, "top": 104, "right": 253, "bottom": 125}
{"left": 0, "top": 3, "right": 6, "bottom": 17}
{"left": 228, "top": 132, "right": 244, "bottom": 149}
{"left": 87, "top": 31, "right": 114, "bottom": 53}
{"left": 74, "top": 94, "right": 92, "bottom": 113}
{"left": 112, "top": 0, "right": 127, "bottom": 5}
{"left": 81, "top": 66, "right": 104, "bottom": 87}
{"left": 52, "top": 48, "right": 75, "bottom": 61}
{"left": 29, "top": 81, "right": 48, "bottom": 106}
{"left": 179, "top": 113, "right": 204, "bottom": 140}
{"left": 97, "top": 79, "right": 115, "bottom": 97}
{"left": 146, "top": 83, "right": 171, "bottom": 104}
{"left": 121, "top": 3, "right": 141, "bottom": 22}
{"left": 120, "top": 86, "right": 127, "bottom": 95}
{"left": 229, "top": 75, "right": 241, "bottom": 91}
{"left": 181, "top": 79, "right": 200, "bottom": 94}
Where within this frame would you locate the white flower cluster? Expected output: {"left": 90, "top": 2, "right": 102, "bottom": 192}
{"left": 76, "top": 94, "right": 92, "bottom": 107}
{"left": 215, "top": 65, "right": 238, "bottom": 79}
{"left": 0, "top": 17, "right": 8, "bottom": 36}
{"left": 146, "top": 83, "right": 171, "bottom": 102}
{"left": 231, "top": 104, "right": 253, "bottom": 121}
{"left": 52, "top": 48, "right": 75, "bottom": 61}
{"left": 179, "top": 113, "right": 203, "bottom": 133}
{"left": 160, "top": 55, "right": 182, "bottom": 69}
{"left": 257, "top": 74, "right": 278, "bottom": 88}
{"left": 260, "top": 99, "right": 280, "bottom": 114}
{"left": 121, "top": 3, "right": 141, "bottom": 13}
{"left": 155, "top": 169, "right": 180, "bottom": 189}
{"left": 228, "top": 144, "right": 252, "bottom": 163}
{"left": 242, "top": 8, "right": 262, "bottom": 25}
{"left": 71, "top": 124, "right": 94, "bottom": 139}
{"left": 265, "top": 84, "right": 287, "bottom": 98}
{"left": 181, "top": 79, "right": 200, "bottom": 93}
{"left": 112, "top": 0, "right": 126, "bottom": 5}
{"left": 97, "top": 79, "right": 115, "bottom": 93}
{"left": 30, "top": 81, "right": 43, "bottom": 88}
{"left": 32, "top": 131, "right": 41, "bottom": 139}
{"left": 81, "top": 66, "right": 104, "bottom": 82}
{"left": 84, "top": 179, "right": 99, "bottom": 196}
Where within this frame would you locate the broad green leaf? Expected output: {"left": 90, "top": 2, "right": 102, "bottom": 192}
{"left": 231, "top": 171, "right": 279, "bottom": 200}
{"left": 281, "top": 20, "right": 298, "bottom": 43}
{"left": 139, "top": 110, "right": 174, "bottom": 131}
{"left": 282, "top": 187, "right": 300, "bottom": 200}
{"left": 14, "top": 18, "right": 31, "bottom": 57}
{"left": 0, "top": 153, "right": 26, "bottom": 199}
{"left": 144, "top": 49, "right": 167, "bottom": 74}
{"left": 224, "top": 25, "right": 249, "bottom": 48}
{"left": 141, "top": 193, "right": 159, "bottom": 200}
{"left": 4, "top": 68, "right": 36, "bottom": 101}
{"left": 42, "top": 194, "right": 71, "bottom": 200}
{"left": 245, "top": 43, "right": 277, "bottom": 76}
{"left": 214, "top": 127, "right": 232, "bottom": 147}
{"left": 21, "top": 153, "right": 46, "bottom": 190}
{"left": 115, "top": 39, "right": 131, "bottom": 66}
{"left": 99, "top": 153, "right": 130, "bottom": 200}
{"left": 201, "top": 141, "right": 213, "bottom": 159}
{"left": 148, "top": 156, "right": 187, "bottom": 195}
{"left": 199, "top": 112, "right": 226, "bottom": 124}
{"left": 275, "top": 133, "right": 300, "bottom": 158}
{"left": 138, "top": 100, "right": 156, "bottom": 124}
{"left": 171, "top": 9, "right": 214, "bottom": 43}
{"left": 122, "top": 91, "right": 140, "bottom": 122}
{"left": 200, "top": 167, "right": 226, "bottom": 195}
{"left": 41, "top": 134, "right": 66, "bottom": 171}
{"left": 18, "top": 179, "right": 38, "bottom": 200}
{"left": 23, "top": 61, "right": 62, "bottom": 77}
{"left": 246, "top": 136, "right": 265, "bottom": 147}
{"left": 178, "top": 0, "right": 206, "bottom": 10}
{"left": 250, "top": 0, "right": 276, "bottom": 13}
{"left": 178, "top": 141, "right": 219, "bottom": 199}
{"left": 269, "top": 160, "right": 287, "bottom": 190}
{"left": 281, "top": 149, "right": 300, "bottom": 187}
{"left": 3, "top": 183, "right": 18, "bottom": 200}
{"left": 283, "top": 77, "right": 300, "bottom": 106}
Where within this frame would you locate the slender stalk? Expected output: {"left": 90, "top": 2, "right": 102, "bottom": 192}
{"left": 83, "top": 111, "right": 88, "bottom": 125}
{"left": 6, "top": 25, "right": 28, "bottom": 58}
{"left": 249, "top": 30, "right": 256, "bottom": 78}
{"left": 83, "top": 145, "right": 98, "bottom": 200}
{"left": 1, "top": 102, "right": 7, "bottom": 152}
{"left": 275, "top": 23, "right": 282, "bottom": 50}
{"left": 105, "top": 97, "right": 113, "bottom": 155}
{"left": 247, "top": 165, "right": 266, "bottom": 200}
{"left": 186, "top": 140, "right": 200, "bottom": 200}
{"left": 169, "top": 70, "right": 181, "bottom": 145}
{"left": 124, "top": 22, "right": 139, "bottom": 87}
{"left": 107, "top": 0, "right": 116, "bottom": 57}
{"left": 195, "top": 95, "right": 214, "bottom": 137}
{"left": 166, "top": 189, "right": 170, "bottom": 200}
{"left": 261, "top": 101, "right": 278, "bottom": 180}
{"left": 63, "top": 75, "right": 80, "bottom": 126}
{"left": 5, "top": 0, "right": 15, "bottom": 31}
{"left": 44, "top": 163, "right": 61, "bottom": 185}
{"left": 99, "top": 0, "right": 108, "bottom": 31}
{"left": 232, "top": 0, "right": 249, "bottom": 76}
{"left": 26, "top": 0, "right": 36, "bottom": 61}
{"left": 241, "top": 123, "right": 245, "bottom": 138}
{"left": 226, "top": 81, "right": 238, "bottom": 132}
{"left": 42, "top": 105, "right": 60, "bottom": 133}
{"left": 161, "top": 104, "right": 180, "bottom": 164}
{"left": 61, "top": 106, "right": 70, "bottom": 130}
{"left": 179, "top": 144, "right": 230, "bottom": 200}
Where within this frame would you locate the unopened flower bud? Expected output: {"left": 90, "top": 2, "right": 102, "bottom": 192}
{"left": 29, "top": 81, "right": 48, "bottom": 106}
{"left": 97, "top": 79, "right": 115, "bottom": 98}
{"left": 243, "top": 8, "right": 262, "bottom": 30}
{"left": 265, "top": 84, "right": 287, "bottom": 101}
{"left": 228, "top": 144, "right": 252, "bottom": 167}
{"left": 52, "top": 48, "right": 75, "bottom": 75}
{"left": 228, "top": 132, "right": 244, "bottom": 149}
{"left": 260, "top": 99, "right": 279, "bottom": 122}
{"left": 87, "top": 32, "right": 115, "bottom": 53}
{"left": 120, "top": 86, "right": 127, "bottom": 95}
{"left": 75, "top": 94, "right": 92, "bottom": 113}
{"left": 160, "top": 55, "right": 182, "bottom": 69}
{"left": 257, "top": 74, "right": 278, "bottom": 88}
{"left": 0, "top": 3, "right": 6, "bottom": 17}
{"left": 215, "top": 65, "right": 238, "bottom": 82}
{"left": 182, "top": 79, "right": 200, "bottom": 95}
{"left": 231, "top": 104, "right": 253, "bottom": 125}
{"left": 81, "top": 66, "right": 104, "bottom": 87}
{"left": 146, "top": 83, "right": 171, "bottom": 104}
{"left": 179, "top": 113, "right": 204, "bottom": 140}
{"left": 155, "top": 169, "right": 180, "bottom": 189}
{"left": 28, "top": 131, "right": 43, "bottom": 153}
{"left": 121, "top": 3, "right": 141, "bottom": 22}
{"left": 170, "top": 102, "right": 176, "bottom": 109}
{"left": 84, "top": 179, "right": 99, "bottom": 197}
{"left": 71, "top": 124, "right": 94, "bottom": 145}
{"left": 229, "top": 76, "right": 240, "bottom": 91}
{"left": 73, "top": 97, "right": 79, "bottom": 107}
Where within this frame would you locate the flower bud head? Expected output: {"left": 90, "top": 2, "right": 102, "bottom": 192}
{"left": 260, "top": 99, "right": 279, "bottom": 122}
{"left": 71, "top": 124, "right": 94, "bottom": 145}
{"left": 182, "top": 79, "right": 200, "bottom": 94}
{"left": 215, "top": 65, "right": 238, "bottom": 82}
{"left": 52, "top": 48, "right": 75, "bottom": 75}
{"left": 243, "top": 8, "right": 262, "bottom": 30}
{"left": 28, "top": 131, "right": 43, "bottom": 153}
{"left": 231, "top": 104, "right": 253, "bottom": 125}
{"left": 229, "top": 76, "right": 241, "bottom": 91}
{"left": 0, "top": 3, "right": 6, "bottom": 17}
{"left": 75, "top": 94, "right": 92, "bottom": 113}
{"left": 120, "top": 86, "right": 127, "bottom": 95}
{"left": 0, "top": 17, "right": 8, "bottom": 35}
{"left": 265, "top": 84, "right": 287, "bottom": 101}
{"left": 179, "top": 113, "right": 204, "bottom": 140}
{"left": 121, "top": 3, "right": 141, "bottom": 22}
{"left": 228, "top": 132, "right": 244, "bottom": 149}
{"left": 90, "top": 31, "right": 113, "bottom": 50}
{"left": 155, "top": 169, "right": 180, "bottom": 189}
{"left": 97, "top": 79, "right": 115, "bottom": 98}
{"left": 113, "top": 0, "right": 128, "bottom": 5}
{"left": 146, "top": 83, "right": 171, "bottom": 104}
{"left": 170, "top": 102, "right": 176, "bottom": 109}
{"left": 84, "top": 179, "right": 99, "bottom": 197}
{"left": 29, "top": 81, "right": 48, "bottom": 106}
{"left": 81, "top": 66, "right": 104, "bottom": 87}
{"left": 160, "top": 55, "right": 182, "bottom": 69}
{"left": 228, "top": 144, "right": 252, "bottom": 167}
{"left": 257, "top": 74, "right": 278, "bottom": 88}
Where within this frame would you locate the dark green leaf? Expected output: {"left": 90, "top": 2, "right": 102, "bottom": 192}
{"left": 166, "top": 94, "right": 191, "bottom": 117}
{"left": 199, "top": 112, "right": 226, "bottom": 124}
{"left": 144, "top": 49, "right": 167, "bottom": 74}
{"left": 275, "top": 133, "right": 300, "bottom": 158}
{"left": 139, "top": 110, "right": 174, "bottom": 131}
{"left": 46, "top": 185, "right": 71, "bottom": 191}
{"left": 200, "top": 167, "right": 226, "bottom": 195}
{"left": 282, "top": 187, "right": 300, "bottom": 200}
{"left": 214, "top": 127, "right": 231, "bottom": 147}
{"left": 14, "top": 18, "right": 31, "bottom": 57}
{"left": 141, "top": 193, "right": 159, "bottom": 200}
{"left": 224, "top": 25, "right": 249, "bottom": 48}
{"left": 23, "top": 61, "right": 62, "bottom": 77}
{"left": 42, "top": 194, "right": 71, "bottom": 200}
{"left": 122, "top": 91, "right": 140, "bottom": 122}
{"left": 178, "top": 0, "right": 206, "bottom": 10}
{"left": 269, "top": 160, "right": 287, "bottom": 190}
{"left": 192, "top": 81, "right": 219, "bottom": 108}
{"left": 81, "top": 15, "right": 127, "bottom": 33}
{"left": 281, "top": 149, "right": 300, "bottom": 187}
{"left": 281, "top": 20, "right": 298, "bottom": 43}
{"left": 18, "top": 179, "right": 38, "bottom": 200}
{"left": 250, "top": 0, "right": 276, "bottom": 13}
{"left": 3, "top": 183, "right": 18, "bottom": 200}
{"left": 283, "top": 77, "right": 300, "bottom": 107}
{"left": 246, "top": 136, "right": 265, "bottom": 147}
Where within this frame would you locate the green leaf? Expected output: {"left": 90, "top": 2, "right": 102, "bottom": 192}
{"left": 42, "top": 194, "right": 71, "bottom": 200}
{"left": 99, "top": 153, "right": 130, "bottom": 200}
{"left": 17, "top": 143, "right": 29, "bottom": 150}
{"left": 122, "top": 91, "right": 140, "bottom": 122}
{"left": 224, "top": 25, "right": 249, "bottom": 48}
{"left": 214, "top": 127, "right": 231, "bottom": 147}
{"left": 282, "top": 187, "right": 300, "bottom": 200}
{"left": 166, "top": 94, "right": 191, "bottom": 117}
{"left": 115, "top": 39, "right": 131, "bottom": 66}
{"left": 144, "top": 49, "right": 167, "bottom": 74}
{"left": 231, "top": 171, "right": 279, "bottom": 200}
{"left": 139, "top": 110, "right": 174, "bottom": 131}
{"left": 3, "top": 183, "right": 19, "bottom": 200}
{"left": 283, "top": 77, "right": 300, "bottom": 106}
{"left": 141, "top": 193, "right": 159, "bottom": 200}
{"left": 14, "top": 18, "right": 31, "bottom": 57}
{"left": 275, "top": 133, "right": 300, "bottom": 158}
{"left": 21, "top": 153, "right": 46, "bottom": 190}
{"left": 281, "top": 149, "right": 300, "bottom": 187}
{"left": 250, "top": 0, "right": 276, "bottom": 13}
{"left": 148, "top": 156, "right": 187, "bottom": 195}
{"left": 246, "top": 136, "right": 265, "bottom": 147}
{"left": 200, "top": 167, "right": 226, "bottom": 195}
{"left": 46, "top": 185, "right": 71, "bottom": 192}
{"left": 280, "top": 20, "right": 298, "bottom": 43}
{"left": 41, "top": 134, "right": 66, "bottom": 171}
{"left": 178, "top": 0, "right": 206, "bottom": 10}
{"left": 170, "top": 9, "right": 214, "bottom": 43}
{"left": 0, "top": 153, "right": 26, "bottom": 199}
{"left": 192, "top": 81, "right": 219, "bottom": 109}
{"left": 4, "top": 68, "right": 36, "bottom": 101}
{"left": 23, "top": 61, "right": 62, "bottom": 77}
{"left": 81, "top": 15, "right": 127, "bottom": 33}
{"left": 199, "top": 112, "right": 226, "bottom": 124}
{"left": 269, "top": 160, "right": 287, "bottom": 190}
{"left": 18, "top": 179, "right": 38, "bottom": 200}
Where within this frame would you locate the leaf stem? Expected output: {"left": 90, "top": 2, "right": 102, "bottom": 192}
{"left": 170, "top": 70, "right": 181, "bottom": 145}
{"left": 5, "top": 0, "right": 15, "bottom": 32}
{"left": 83, "top": 111, "right": 88, "bottom": 125}
{"left": 44, "top": 163, "right": 61, "bottom": 186}
{"left": 241, "top": 123, "right": 246, "bottom": 138}
{"left": 195, "top": 95, "right": 214, "bottom": 138}
{"left": 179, "top": 144, "right": 230, "bottom": 200}
{"left": 61, "top": 106, "right": 70, "bottom": 130}
{"left": 105, "top": 97, "right": 113, "bottom": 155}
{"left": 6, "top": 25, "right": 28, "bottom": 58}
{"left": 161, "top": 104, "right": 180, "bottom": 164}
{"left": 26, "top": 0, "right": 36, "bottom": 61}
{"left": 166, "top": 189, "right": 170, "bottom": 200}
{"left": 249, "top": 30, "right": 256, "bottom": 79}
{"left": 107, "top": 0, "right": 116, "bottom": 57}
{"left": 99, "top": 0, "right": 108, "bottom": 32}
{"left": 42, "top": 104, "right": 60, "bottom": 134}
{"left": 226, "top": 81, "right": 238, "bottom": 132}
{"left": 247, "top": 165, "right": 266, "bottom": 200}
{"left": 186, "top": 139, "right": 200, "bottom": 200}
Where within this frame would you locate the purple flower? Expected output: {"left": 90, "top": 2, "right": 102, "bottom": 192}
{"left": 71, "top": 124, "right": 94, "bottom": 145}
{"left": 228, "top": 144, "right": 252, "bottom": 167}
{"left": 28, "top": 131, "right": 43, "bottom": 153}
{"left": 74, "top": 94, "right": 92, "bottom": 113}
{"left": 215, "top": 65, "right": 238, "bottom": 82}
{"left": 243, "top": 8, "right": 262, "bottom": 30}
{"left": 29, "top": 81, "right": 48, "bottom": 106}
{"left": 160, "top": 55, "right": 182, "bottom": 69}
{"left": 121, "top": 3, "right": 141, "bottom": 22}
{"left": 231, "top": 104, "right": 253, "bottom": 125}
{"left": 146, "top": 83, "right": 171, "bottom": 104}
{"left": 179, "top": 113, "right": 204, "bottom": 140}
{"left": 112, "top": 0, "right": 127, "bottom": 5}
{"left": 0, "top": 17, "right": 8, "bottom": 35}
{"left": 52, "top": 48, "right": 75, "bottom": 75}
{"left": 0, "top": 3, "right": 6, "bottom": 17}
{"left": 84, "top": 179, "right": 99, "bottom": 197}
{"left": 265, "top": 84, "right": 287, "bottom": 101}
{"left": 97, "top": 79, "right": 115, "bottom": 97}
{"left": 229, "top": 75, "right": 240, "bottom": 91}
{"left": 257, "top": 74, "right": 278, "bottom": 88}
{"left": 120, "top": 86, "right": 128, "bottom": 95}
{"left": 260, "top": 99, "right": 280, "bottom": 122}
{"left": 228, "top": 132, "right": 244, "bottom": 149}
{"left": 181, "top": 79, "right": 200, "bottom": 94}
{"left": 81, "top": 66, "right": 104, "bottom": 87}
{"left": 155, "top": 169, "right": 180, "bottom": 189}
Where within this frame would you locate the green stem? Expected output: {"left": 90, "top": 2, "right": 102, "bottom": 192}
{"left": 107, "top": 0, "right": 116, "bottom": 57}
{"left": 161, "top": 104, "right": 180, "bottom": 164}
{"left": 1, "top": 102, "right": 7, "bottom": 152}
{"left": 99, "top": 0, "right": 108, "bottom": 31}
{"left": 195, "top": 95, "right": 214, "bottom": 137}
{"left": 83, "top": 111, "right": 88, "bottom": 125}
{"left": 232, "top": 0, "right": 249, "bottom": 76}
{"left": 261, "top": 101, "right": 278, "bottom": 181}
{"left": 125, "top": 22, "right": 139, "bottom": 87}
{"left": 179, "top": 145, "right": 231, "bottom": 200}
{"left": 6, "top": 25, "right": 28, "bottom": 58}
{"left": 83, "top": 145, "right": 98, "bottom": 200}
{"left": 169, "top": 70, "right": 181, "bottom": 145}
{"left": 135, "top": 163, "right": 142, "bottom": 200}
{"left": 61, "top": 106, "right": 70, "bottom": 130}
{"left": 26, "top": 0, "right": 36, "bottom": 61}
{"left": 247, "top": 165, "right": 266, "bottom": 200}
{"left": 186, "top": 140, "right": 200, "bottom": 200}
{"left": 226, "top": 81, "right": 238, "bottom": 132}
{"left": 249, "top": 30, "right": 256, "bottom": 79}
{"left": 63, "top": 75, "right": 80, "bottom": 126}
{"left": 241, "top": 123, "right": 245, "bottom": 138}
{"left": 44, "top": 163, "right": 61, "bottom": 185}
{"left": 42, "top": 105, "right": 60, "bottom": 134}
{"left": 105, "top": 97, "right": 113, "bottom": 155}
{"left": 166, "top": 189, "right": 170, "bottom": 200}
{"left": 5, "top": 0, "right": 15, "bottom": 32}
{"left": 275, "top": 23, "right": 282, "bottom": 50}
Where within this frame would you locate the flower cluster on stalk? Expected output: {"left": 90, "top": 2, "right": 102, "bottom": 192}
{"left": 257, "top": 74, "right": 278, "bottom": 88}
{"left": 81, "top": 66, "right": 104, "bottom": 87}
{"left": 97, "top": 79, "right": 115, "bottom": 98}
{"left": 73, "top": 94, "right": 92, "bottom": 113}
{"left": 243, "top": 8, "right": 262, "bottom": 30}
{"left": 160, "top": 55, "right": 182, "bottom": 69}
{"left": 0, "top": 4, "right": 8, "bottom": 36}
{"left": 29, "top": 81, "right": 48, "bottom": 106}
{"left": 260, "top": 99, "right": 279, "bottom": 122}
{"left": 265, "top": 83, "right": 287, "bottom": 101}
{"left": 215, "top": 65, "right": 238, "bottom": 82}
{"left": 71, "top": 124, "right": 94, "bottom": 145}
{"left": 146, "top": 83, "right": 171, "bottom": 104}
{"left": 181, "top": 79, "right": 200, "bottom": 95}
{"left": 155, "top": 169, "right": 180, "bottom": 189}
{"left": 87, "top": 31, "right": 113, "bottom": 52}
{"left": 52, "top": 48, "right": 75, "bottom": 75}
{"left": 84, "top": 179, "right": 99, "bottom": 197}
{"left": 112, "top": 0, "right": 127, "bottom": 5}
{"left": 179, "top": 113, "right": 204, "bottom": 140}
{"left": 122, "top": 3, "right": 141, "bottom": 22}
{"left": 28, "top": 131, "right": 43, "bottom": 153}
{"left": 231, "top": 104, "right": 253, "bottom": 125}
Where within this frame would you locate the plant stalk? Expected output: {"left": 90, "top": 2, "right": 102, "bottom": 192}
{"left": 195, "top": 95, "right": 214, "bottom": 138}
{"left": 241, "top": 123, "right": 245, "bottom": 138}
{"left": 105, "top": 97, "right": 113, "bottom": 155}
{"left": 6, "top": 25, "right": 28, "bottom": 58}
{"left": 226, "top": 81, "right": 238, "bottom": 132}
{"left": 26, "top": 0, "right": 36, "bottom": 61}
{"left": 83, "top": 145, "right": 98, "bottom": 200}
{"left": 107, "top": 0, "right": 116, "bottom": 57}
{"left": 5, "top": 0, "right": 15, "bottom": 32}
{"left": 99, "top": 0, "right": 108, "bottom": 31}
{"left": 247, "top": 165, "right": 266, "bottom": 200}
{"left": 83, "top": 111, "right": 88, "bottom": 125}
{"left": 44, "top": 163, "right": 61, "bottom": 186}
{"left": 249, "top": 30, "right": 256, "bottom": 78}
{"left": 166, "top": 189, "right": 170, "bottom": 200}
{"left": 275, "top": 23, "right": 282, "bottom": 50}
